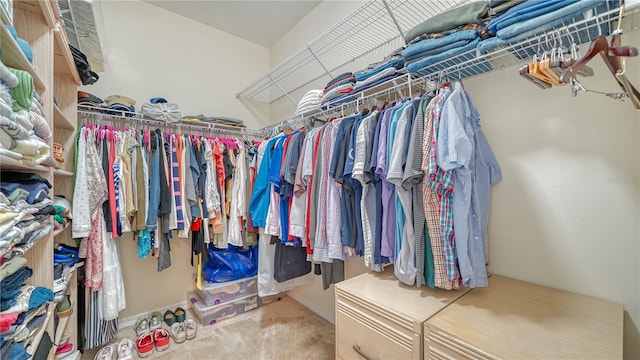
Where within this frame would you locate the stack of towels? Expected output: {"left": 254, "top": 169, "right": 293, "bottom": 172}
{"left": 321, "top": 72, "right": 355, "bottom": 105}
{"left": 0, "top": 61, "right": 54, "bottom": 167}
{"left": 353, "top": 48, "right": 405, "bottom": 92}
{"left": 294, "top": 89, "right": 323, "bottom": 115}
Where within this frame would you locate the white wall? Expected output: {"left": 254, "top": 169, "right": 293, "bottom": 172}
{"left": 269, "top": 3, "right": 640, "bottom": 359}
{"left": 269, "top": 0, "right": 366, "bottom": 122}
{"left": 82, "top": 0, "right": 271, "bottom": 128}
{"left": 466, "top": 43, "right": 639, "bottom": 359}
{"left": 80, "top": 0, "right": 271, "bottom": 321}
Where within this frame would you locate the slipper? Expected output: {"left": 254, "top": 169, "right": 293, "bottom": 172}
{"left": 163, "top": 309, "right": 176, "bottom": 326}
{"left": 149, "top": 312, "right": 162, "bottom": 330}
{"left": 174, "top": 307, "right": 186, "bottom": 323}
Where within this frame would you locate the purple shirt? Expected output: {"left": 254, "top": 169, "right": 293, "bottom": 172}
{"left": 375, "top": 106, "right": 397, "bottom": 262}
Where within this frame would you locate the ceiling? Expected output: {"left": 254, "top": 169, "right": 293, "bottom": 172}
{"left": 145, "top": 1, "right": 322, "bottom": 48}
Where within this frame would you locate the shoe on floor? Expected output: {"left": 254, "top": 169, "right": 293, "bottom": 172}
{"left": 59, "top": 349, "right": 80, "bottom": 360}
{"left": 153, "top": 327, "right": 170, "bottom": 351}
{"left": 134, "top": 316, "right": 150, "bottom": 335}
{"left": 184, "top": 318, "right": 197, "bottom": 340}
{"left": 149, "top": 311, "right": 163, "bottom": 330}
{"left": 116, "top": 338, "right": 134, "bottom": 360}
{"left": 93, "top": 344, "right": 116, "bottom": 360}
{"left": 163, "top": 309, "right": 176, "bottom": 326}
{"left": 135, "top": 332, "right": 154, "bottom": 358}
{"left": 174, "top": 307, "right": 186, "bottom": 323}
{"left": 170, "top": 322, "right": 186, "bottom": 344}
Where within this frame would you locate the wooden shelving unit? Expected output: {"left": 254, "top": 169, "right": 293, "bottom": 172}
{"left": 25, "top": 304, "right": 55, "bottom": 357}
{"left": 1, "top": 0, "right": 79, "bottom": 357}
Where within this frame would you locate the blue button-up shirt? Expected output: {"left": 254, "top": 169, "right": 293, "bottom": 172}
{"left": 438, "top": 81, "right": 502, "bottom": 288}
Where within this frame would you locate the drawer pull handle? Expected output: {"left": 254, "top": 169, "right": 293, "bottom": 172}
{"left": 353, "top": 345, "right": 377, "bottom": 360}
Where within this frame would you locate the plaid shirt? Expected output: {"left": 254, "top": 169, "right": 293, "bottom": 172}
{"left": 422, "top": 87, "right": 461, "bottom": 290}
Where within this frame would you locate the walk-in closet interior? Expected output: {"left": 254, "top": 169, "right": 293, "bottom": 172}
{"left": 0, "top": 0, "right": 638, "bottom": 359}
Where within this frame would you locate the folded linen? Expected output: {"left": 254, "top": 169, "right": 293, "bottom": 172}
{"left": 402, "top": 29, "right": 478, "bottom": 59}
{"left": 295, "top": 103, "right": 321, "bottom": 115}
{"left": 479, "top": 0, "right": 609, "bottom": 54}
{"left": 404, "top": 40, "right": 471, "bottom": 65}
{"left": 354, "top": 60, "right": 404, "bottom": 82}
{"left": 325, "top": 72, "right": 353, "bottom": 88}
{"left": 323, "top": 82, "right": 355, "bottom": 99}
{"left": 0, "top": 117, "right": 29, "bottom": 141}
{"left": 488, "top": 0, "right": 579, "bottom": 33}
{"left": 354, "top": 67, "right": 398, "bottom": 91}
{"left": 407, "top": 38, "right": 481, "bottom": 74}
{"left": 490, "top": 0, "right": 526, "bottom": 17}
{"left": 353, "top": 75, "right": 401, "bottom": 94}
{"left": 404, "top": 1, "right": 489, "bottom": 43}
{"left": 323, "top": 77, "right": 355, "bottom": 93}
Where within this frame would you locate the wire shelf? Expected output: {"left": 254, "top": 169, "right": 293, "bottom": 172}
{"left": 238, "top": 0, "right": 630, "bottom": 106}
{"left": 77, "top": 106, "right": 261, "bottom": 138}
{"left": 236, "top": 0, "right": 468, "bottom": 104}
{"left": 412, "top": 1, "right": 625, "bottom": 79}
{"left": 258, "top": 73, "right": 432, "bottom": 137}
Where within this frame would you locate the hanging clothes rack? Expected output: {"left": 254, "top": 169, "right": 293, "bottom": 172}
{"left": 257, "top": 72, "right": 434, "bottom": 137}
{"left": 78, "top": 105, "right": 262, "bottom": 139}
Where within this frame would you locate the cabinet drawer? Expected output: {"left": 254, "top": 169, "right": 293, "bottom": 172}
{"left": 336, "top": 300, "right": 417, "bottom": 360}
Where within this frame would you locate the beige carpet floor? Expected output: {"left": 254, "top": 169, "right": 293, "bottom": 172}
{"left": 82, "top": 295, "right": 334, "bottom": 360}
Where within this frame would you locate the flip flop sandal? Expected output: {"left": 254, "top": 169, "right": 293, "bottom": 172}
{"left": 163, "top": 309, "right": 176, "bottom": 326}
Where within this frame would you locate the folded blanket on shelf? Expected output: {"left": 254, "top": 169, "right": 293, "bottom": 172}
{"left": 404, "top": 40, "right": 472, "bottom": 66}
{"left": 294, "top": 103, "right": 321, "bottom": 115}
{"left": 0, "top": 117, "right": 29, "bottom": 142}
{"left": 295, "top": 89, "right": 323, "bottom": 115}
{"left": 403, "top": 29, "right": 478, "bottom": 59}
{"left": 0, "top": 62, "right": 18, "bottom": 88}
{"left": 479, "top": 0, "right": 612, "bottom": 55}
{"left": 322, "top": 82, "right": 354, "bottom": 99}
{"left": 354, "top": 59, "right": 404, "bottom": 82}
{"left": 490, "top": 0, "right": 527, "bottom": 17}
{"left": 354, "top": 67, "right": 398, "bottom": 91}
{"left": 323, "top": 77, "right": 355, "bottom": 93}
{"left": 487, "top": 0, "right": 578, "bottom": 33}
{"left": 353, "top": 74, "right": 402, "bottom": 94}
{"left": 407, "top": 38, "right": 480, "bottom": 74}
{"left": 325, "top": 72, "right": 353, "bottom": 88}
{"left": 321, "top": 87, "right": 354, "bottom": 104}
{"left": 404, "top": 1, "right": 489, "bottom": 44}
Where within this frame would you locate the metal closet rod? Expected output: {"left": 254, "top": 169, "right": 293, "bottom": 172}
{"left": 260, "top": 73, "right": 433, "bottom": 136}
{"left": 77, "top": 107, "right": 261, "bottom": 138}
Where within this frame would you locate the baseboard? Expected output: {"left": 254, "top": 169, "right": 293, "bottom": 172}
{"left": 286, "top": 291, "right": 335, "bottom": 325}
{"left": 118, "top": 300, "right": 191, "bottom": 329}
